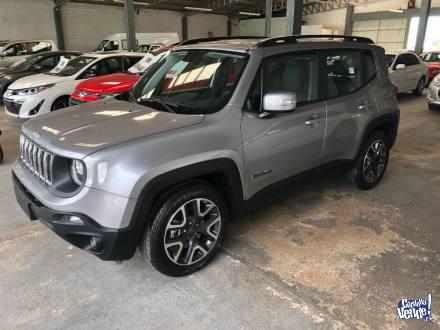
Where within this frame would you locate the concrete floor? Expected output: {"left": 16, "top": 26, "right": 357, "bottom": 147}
{"left": 0, "top": 94, "right": 439, "bottom": 329}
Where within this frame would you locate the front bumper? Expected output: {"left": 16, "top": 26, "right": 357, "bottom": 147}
{"left": 13, "top": 172, "right": 141, "bottom": 260}
{"left": 3, "top": 91, "right": 50, "bottom": 118}
{"left": 427, "top": 86, "right": 440, "bottom": 105}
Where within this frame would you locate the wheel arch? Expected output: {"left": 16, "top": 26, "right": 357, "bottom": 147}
{"left": 51, "top": 94, "right": 71, "bottom": 111}
{"left": 125, "top": 158, "right": 245, "bottom": 256}
{"left": 363, "top": 113, "right": 399, "bottom": 149}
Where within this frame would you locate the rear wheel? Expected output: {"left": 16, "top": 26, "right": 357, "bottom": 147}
{"left": 51, "top": 96, "right": 70, "bottom": 111}
{"left": 413, "top": 77, "right": 425, "bottom": 96}
{"left": 141, "top": 183, "right": 228, "bottom": 276}
{"left": 350, "top": 131, "right": 390, "bottom": 190}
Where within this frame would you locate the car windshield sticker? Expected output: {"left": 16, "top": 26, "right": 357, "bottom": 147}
{"left": 50, "top": 56, "right": 69, "bottom": 74}
{"left": 128, "top": 51, "right": 170, "bottom": 74}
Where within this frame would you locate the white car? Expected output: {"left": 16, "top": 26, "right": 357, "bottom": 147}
{"left": 4, "top": 52, "right": 143, "bottom": 118}
{"left": 0, "top": 40, "right": 57, "bottom": 69}
{"left": 386, "top": 51, "right": 428, "bottom": 95}
{"left": 427, "top": 74, "right": 440, "bottom": 110}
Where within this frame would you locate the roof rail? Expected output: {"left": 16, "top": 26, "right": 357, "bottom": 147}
{"left": 179, "top": 36, "right": 267, "bottom": 46}
{"left": 256, "top": 35, "right": 374, "bottom": 48}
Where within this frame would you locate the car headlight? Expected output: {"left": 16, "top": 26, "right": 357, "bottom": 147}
{"left": 70, "top": 159, "right": 86, "bottom": 186}
{"left": 432, "top": 78, "right": 440, "bottom": 88}
{"left": 15, "top": 84, "right": 55, "bottom": 96}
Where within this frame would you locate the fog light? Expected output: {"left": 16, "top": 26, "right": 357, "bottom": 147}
{"left": 90, "top": 237, "right": 103, "bottom": 251}
{"left": 28, "top": 100, "right": 44, "bottom": 116}
{"left": 56, "top": 215, "right": 84, "bottom": 225}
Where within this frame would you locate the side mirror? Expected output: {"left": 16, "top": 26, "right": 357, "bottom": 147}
{"left": 263, "top": 91, "right": 297, "bottom": 112}
{"left": 395, "top": 63, "right": 406, "bottom": 70}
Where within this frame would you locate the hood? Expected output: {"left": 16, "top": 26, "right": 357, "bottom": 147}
{"left": 22, "top": 99, "right": 204, "bottom": 159}
{"left": 76, "top": 73, "right": 140, "bottom": 94}
{"left": 9, "top": 73, "right": 69, "bottom": 89}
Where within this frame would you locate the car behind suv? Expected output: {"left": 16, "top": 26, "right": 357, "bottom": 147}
{"left": 12, "top": 36, "right": 399, "bottom": 276}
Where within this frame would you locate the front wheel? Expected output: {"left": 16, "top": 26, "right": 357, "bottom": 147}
{"left": 413, "top": 77, "right": 425, "bottom": 96}
{"left": 141, "top": 183, "right": 228, "bottom": 276}
{"left": 51, "top": 97, "right": 70, "bottom": 111}
{"left": 350, "top": 131, "right": 390, "bottom": 190}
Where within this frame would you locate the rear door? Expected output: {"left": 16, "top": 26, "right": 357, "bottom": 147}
{"left": 322, "top": 49, "right": 378, "bottom": 163}
{"left": 389, "top": 54, "right": 410, "bottom": 92}
{"left": 241, "top": 52, "right": 326, "bottom": 197}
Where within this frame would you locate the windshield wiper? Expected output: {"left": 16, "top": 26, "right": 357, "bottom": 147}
{"left": 137, "top": 97, "right": 177, "bottom": 113}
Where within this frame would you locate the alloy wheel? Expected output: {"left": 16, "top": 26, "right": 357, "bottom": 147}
{"left": 363, "top": 139, "right": 388, "bottom": 184}
{"left": 163, "top": 198, "right": 222, "bottom": 265}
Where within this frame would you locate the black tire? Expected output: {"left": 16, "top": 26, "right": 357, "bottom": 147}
{"left": 350, "top": 131, "right": 390, "bottom": 190}
{"left": 51, "top": 96, "right": 70, "bottom": 111}
{"left": 0, "top": 146, "right": 3, "bottom": 163}
{"left": 413, "top": 77, "right": 425, "bottom": 96}
{"left": 141, "top": 182, "right": 228, "bottom": 276}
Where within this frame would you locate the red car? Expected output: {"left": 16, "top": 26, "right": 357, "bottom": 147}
{"left": 421, "top": 51, "right": 440, "bottom": 81}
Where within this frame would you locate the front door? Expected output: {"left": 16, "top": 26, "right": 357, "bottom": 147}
{"left": 241, "top": 52, "right": 326, "bottom": 198}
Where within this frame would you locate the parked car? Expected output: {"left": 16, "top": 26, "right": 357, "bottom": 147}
{"left": 137, "top": 44, "right": 164, "bottom": 53}
{"left": 386, "top": 51, "right": 428, "bottom": 95}
{"left": 427, "top": 73, "right": 440, "bottom": 110}
{"left": 0, "top": 40, "right": 57, "bottom": 69}
{"left": 420, "top": 51, "right": 440, "bottom": 81}
{"left": 12, "top": 35, "right": 399, "bottom": 276}
{"left": 70, "top": 51, "right": 168, "bottom": 105}
{"left": 94, "top": 33, "right": 179, "bottom": 52}
{"left": 0, "top": 51, "right": 81, "bottom": 101}
{"left": 4, "top": 52, "right": 143, "bottom": 118}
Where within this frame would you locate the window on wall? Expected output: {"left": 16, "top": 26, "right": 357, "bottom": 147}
{"left": 407, "top": 16, "right": 440, "bottom": 51}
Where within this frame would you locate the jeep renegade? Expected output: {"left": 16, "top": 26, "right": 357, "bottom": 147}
{"left": 13, "top": 36, "right": 399, "bottom": 276}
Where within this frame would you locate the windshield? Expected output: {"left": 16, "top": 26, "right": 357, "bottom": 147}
{"left": 421, "top": 52, "right": 440, "bottom": 62}
{"left": 385, "top": 54, "right": 396, "bottom": 67}
{"left": 50, "top": 56, "right": 95, "bottom": 76}
{"left": 131, "top": 50, "right": 248, "bottom": 114}
{"left": 94, "top": 40, "right": 109, "bottom": 52}
{"left": 9, "top": 54, "right": 43, "bottom": 70}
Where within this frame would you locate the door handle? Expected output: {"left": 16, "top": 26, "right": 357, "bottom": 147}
{"left": 358, "top": 101, "right": 374, "bottom": 111}
{"left": 305, "top": 114, "right": 324, "bottom": 127}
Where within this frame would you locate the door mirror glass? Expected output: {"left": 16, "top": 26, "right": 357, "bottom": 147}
{"left": 263, "top": 92, "right": 297, "bottom": 112}
{"left": 395, "top": 63, "right": 406, "bottom": 70}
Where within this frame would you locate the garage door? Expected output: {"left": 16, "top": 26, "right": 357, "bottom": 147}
{"left": 353, "top": 18, "right": 407, "bottom": 53}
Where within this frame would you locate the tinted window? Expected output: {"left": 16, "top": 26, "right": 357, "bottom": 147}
{"left": 88, "top": 57, "right": 123, "bottom": 76}
{"left": 395, "top": 54, "right": 405, "bottom": 66}
{"left": 246, "top": 53, "right": 318, "bottom": 112}
{"left": 52, "top": 56, "right": 95, "bottom": 76}
{"left": 406, "top": 54, "right": 420, "bottom": 66}
{"left": 326, "top": 51, "right": 362, "bottom": 98}
{"left": 363, "top": 51, "right": 376, "bottom": 83}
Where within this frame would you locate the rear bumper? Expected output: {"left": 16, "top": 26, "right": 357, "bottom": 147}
{"left": 13, "top": 173, "right": 141, "bottom": 260}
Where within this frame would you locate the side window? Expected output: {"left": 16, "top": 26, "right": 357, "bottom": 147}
{"left": 123, "top": 56, "right": 143, "bottom": 71}
{"left": 37, "top": 56, "right": 58, "bottom": 69}
{"left": 245, "top": 53, "right": 318, "bottom": 112}
{"left": 407, "top": 54, "right": 420, "bottom": 66}
{"left": 122, "top": 39, "right": 139, "bottom": 50}
{"left": 363, "top": 50, "right": 376, "bottom": 83}
{"left": 5, "top": 43, "right": 27, "bottom": 56}
{"left": 395, "top": 55, "right": 405, "bottom": 66}
{"left": 30, "top": 41, "right": 52, "bottom": 54}
{"left": 325, "top": 51, "right": 362, "bottom": 98}
{"left": 88, "top": 57, "right": 123, "bottom": 76}
{"left": 104, "top": 40, "right": 119, "bottom": 51}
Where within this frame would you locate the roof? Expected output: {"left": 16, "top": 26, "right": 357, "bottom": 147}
{"left": 83, "top": 51, "right": 146, "bottom": 58}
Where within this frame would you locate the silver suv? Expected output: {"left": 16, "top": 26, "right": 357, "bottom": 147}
{"left": 13, "top": 36, "right": 399, "bottom": 276}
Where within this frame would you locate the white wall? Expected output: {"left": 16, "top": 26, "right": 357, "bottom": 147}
{"left": 0, "top": 0, "right": 56, "bottom": 41}
{"left": 187, "top": 14, "right": 228, "bottom": 39}
{"left": 0, "top": 1, "right": 229, "bottom": 51}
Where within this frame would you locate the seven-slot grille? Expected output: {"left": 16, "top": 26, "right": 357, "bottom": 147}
{"left": 19, "top": 135, "right": 54, "bottom": 186}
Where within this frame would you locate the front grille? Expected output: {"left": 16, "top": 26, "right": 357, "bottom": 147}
{"left": 19, "top": 135, "right": 54, "bottom": 186}
{"left": 4, "top": 98, "right": 22, "bottom": 114}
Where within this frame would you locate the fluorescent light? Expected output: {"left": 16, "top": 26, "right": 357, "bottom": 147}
{"left": 113, "top": 0, "right": 150, "bottom": 6}
{"left": 239, "top": 11, "right": 261, "bottom": 16}
{"left": 184, "top": 6, "right": 212, "bottom": 12}
{"left": 389, "top": 9, "right": 404, "bottom": 13}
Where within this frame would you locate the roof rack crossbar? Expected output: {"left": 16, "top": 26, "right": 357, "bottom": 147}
{"left": 256, "top": 35, "right": 374, "bottom": 48}
{"left": 180, "top": 36, "right": 266, "bottom": 46}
